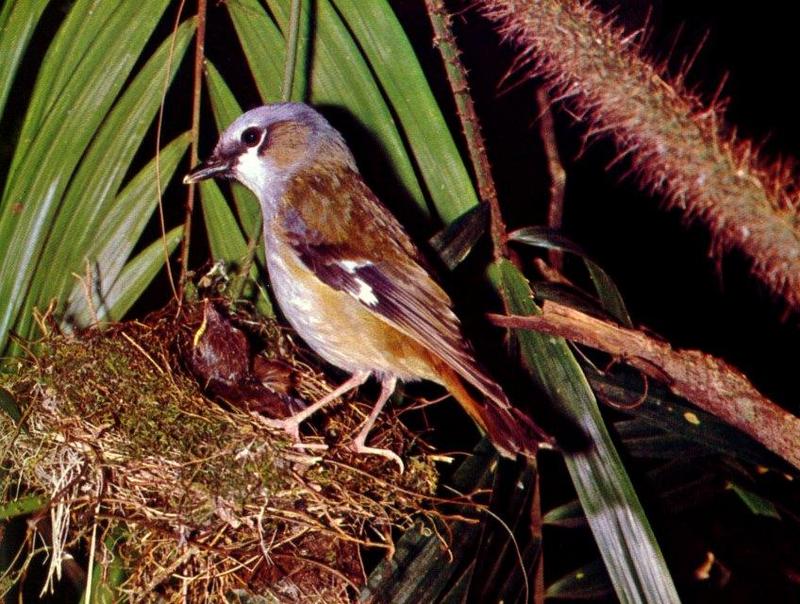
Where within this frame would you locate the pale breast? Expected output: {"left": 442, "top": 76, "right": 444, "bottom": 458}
{"left": 264, "top": 236, "right": 434, "bottom": 382}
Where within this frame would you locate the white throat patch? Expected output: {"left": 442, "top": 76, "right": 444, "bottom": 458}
{"left": 235, "top": 145, "right": 271, "bottom": 193}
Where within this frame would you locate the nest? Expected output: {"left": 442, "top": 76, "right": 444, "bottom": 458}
{"left": 0, "top": 298, "right": 457, "bottom": 602}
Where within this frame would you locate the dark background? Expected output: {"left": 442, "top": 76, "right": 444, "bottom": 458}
{"left": 6, "top": 1, "right": 800, "bottom": 601}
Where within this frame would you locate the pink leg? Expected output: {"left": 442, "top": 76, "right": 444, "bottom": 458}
{"left": 266, "top": 371, "right": 370, "bottom": 440}
{"left": 351, "top": 375, "right": 404, "bottom": 472}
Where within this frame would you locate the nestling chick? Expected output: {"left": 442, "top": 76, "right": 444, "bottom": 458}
{"left": 185, "top": 103, "right": 548, "bottom": 470}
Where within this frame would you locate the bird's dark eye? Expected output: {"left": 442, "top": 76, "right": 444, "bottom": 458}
{"left": 241, "top": 127, "right": 262, "bottom": 147}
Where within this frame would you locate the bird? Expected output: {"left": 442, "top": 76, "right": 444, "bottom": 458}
{"left": 184, "top": 102, "right": 549, "bottom": 470}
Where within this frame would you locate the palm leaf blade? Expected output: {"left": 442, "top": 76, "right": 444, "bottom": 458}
{"left": 65, "top": 133, "right": 191, "bottom": 326}
{"left": 29, "top": 18, "right": 195, "bottom": 318}
{"left": 0, "top": 0, "right": 173, "bottom": 351}
{"left": 331, "top": 0, "right": 479, "bottom": 221}
{"left": 0, "top": 0, "right": 49, "bottom": 117}
{"left": 491, "top": 259, "right": 679, "bottom": 603}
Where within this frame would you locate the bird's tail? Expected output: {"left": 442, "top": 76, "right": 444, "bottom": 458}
{"left": 435, "top": 363, "right": 552, "bottom": 459}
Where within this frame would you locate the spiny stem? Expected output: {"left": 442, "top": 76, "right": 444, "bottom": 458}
{"left": 155, "top": 0, "right": 188, "bottom": 305}
{"left": 491, "top": 300, "right": 800, "bottom": 470}
{"left": 424, "top": 0, "right": 507, "bottom": 259}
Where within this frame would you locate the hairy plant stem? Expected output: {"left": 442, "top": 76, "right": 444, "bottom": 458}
{"left": 536, "top": 88, "right": 566, "bottom": 270}
{"left": 480, "top": 0, "right": 800, "bottom": 312}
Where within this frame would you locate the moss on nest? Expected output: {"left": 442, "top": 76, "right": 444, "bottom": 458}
{"left": 0, "top": 300, "right": 447, "bottom": 602}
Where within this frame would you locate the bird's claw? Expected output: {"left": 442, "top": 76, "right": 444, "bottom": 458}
{"left": 263, "top": 417, "right": 328, "bottom": 452}
{"left": 263, "top": 417, "right": 301, "bottom": 441}
{"left": 350, "top": 440, "right": 405, "bottom": 473}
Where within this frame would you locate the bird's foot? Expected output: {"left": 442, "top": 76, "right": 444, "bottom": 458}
{"left": 263, "top": 417, "right": 301, "bottom": 441}
{"left": 350, "top": 438, "right": 404, "bottom": 473}
{"left": 263, "top": 417, "right": 329, "bottom": 451}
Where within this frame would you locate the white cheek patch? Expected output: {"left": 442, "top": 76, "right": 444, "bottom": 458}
{"left": 235, "top": 145, "right": 270, "bottom": 192}
{"left": 352, "top": 277, "right": 379, "bottom": 306}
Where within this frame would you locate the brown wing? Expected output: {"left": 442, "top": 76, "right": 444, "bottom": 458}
{"left": 290, "top": 238, "right": 511, "bottom": 406}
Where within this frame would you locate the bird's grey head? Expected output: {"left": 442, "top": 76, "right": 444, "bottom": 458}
{"left": 184, "top": 103, "right": 354, "bottom": 200}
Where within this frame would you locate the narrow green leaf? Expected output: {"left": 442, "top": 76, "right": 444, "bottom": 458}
{"left": 727, "top": 483, "right": 781, "bottom": 519}
{"left": 288, "top": 0, "right": 427, "bottom": 211}
{"left": 543, "top": 499, "right": 586, "bottom": 528}
{"left": 364, "top": 440, "right": 499, "bottom": 602}
{"left": 470, "top": 464, "right": 540, "bottom": 603}
{"left": 588, "top": 370, "right": 787, "bottom": 471}
{"left": 0, "top": 387, "right": 21, "bottom": 424}
{"left": 0, "top": 0, "right": 49, "bottom": 117}
{"left": 616, "top": 423, "right": 707, "bottom": 459}
{"left": 331, "top": 0, "right": 479, "bottom": 222}
{"left": 287, "top": 0, "right": 313, "bottom": 103}
{"left": 281, "top": 0, "right": 307, "bottom": 101}
{"left": 86, "top": 135, "right": 189, "bottom": 290}
{"left": 318, "top": 0, "right": 496, "bottom": 249}
{"left": 4, "top": 0, "right": 118, "bottom": 178}
{"left": 0, "top": 493, "right": 48, "bottom": 521}
{"left": 490, "top": 258, "right": 679, "bottom": 604}
{"left": 31, "top": 18, "right": 196, "bottom": 315}
{"left": 0, "top": 0, "right": 172, "bottom": 352}
{"left": 100, "top": 227, "right": 183, "bottom": 324}
{"left": 64, "top": 134, "right": 191, "bottom": 326}
{"left": 205, "top": 60, "right": 244, "bottom": 129}
{"left": 429, "top": 204, "right": 489, "bottom": 270}
{"left": 437, "top": 565, "right": 477, "bottom": 604}
{"left": 225, "top": 0, "right": 284, "bottom": 102}
{"left": 509, "top": 226, "right": 631, "bottom": 326}
{"left": 201, "top": 180, "right": 251, "bottom": 263}
{"left": 528, "top": 281, "right": 613, "bottom": 321}
{"left": 83, "top": 532, "right": 126, "bottom": 604}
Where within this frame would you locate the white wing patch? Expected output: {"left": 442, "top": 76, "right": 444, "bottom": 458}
{"left": 334, "top": 259, "right": 379, "bottom": 306}
{"left": 353, "top": 277, "right": 379, "bottom": 306}
{"left": 339, "top": 259, "right": 370, "bottom": 273}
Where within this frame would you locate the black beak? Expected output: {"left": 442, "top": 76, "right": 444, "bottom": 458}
{"left": 183, "top": 155, "right": 232, "bottom": 184}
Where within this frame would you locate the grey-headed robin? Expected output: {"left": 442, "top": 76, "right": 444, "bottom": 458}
{"left": 185, "top": 103, "right": 547, "bottom": 470}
